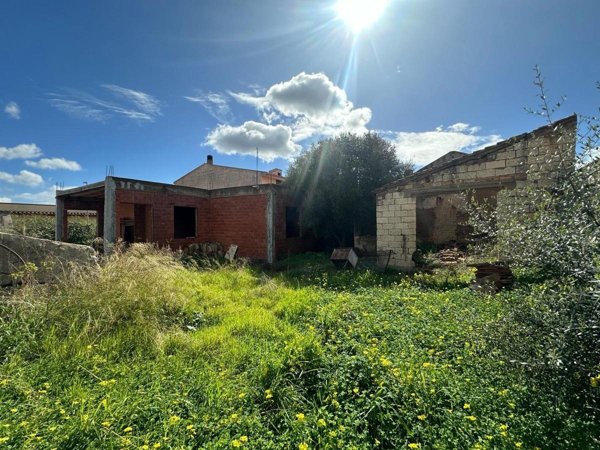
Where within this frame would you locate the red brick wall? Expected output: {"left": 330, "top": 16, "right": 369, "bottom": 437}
{"left": 207, "top": 194, "right": 268, "bottom": 260}
{"left": 115, "top": 189, "right": 210, "bottom": 248}
{"left": 273, "top": 194, "right": 316, "bottom": 259}
{"left": 113, "top": 187, "right": 312, "bottom": 261}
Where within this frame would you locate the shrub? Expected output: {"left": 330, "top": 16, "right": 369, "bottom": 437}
{"left": 8, "top": 215, "right": 96, "bottom": 245}
{"left": 468, "top": 69, "right": 600, "bottom": 419}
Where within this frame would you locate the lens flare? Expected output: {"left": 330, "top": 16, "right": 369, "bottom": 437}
{"left": 335, "top": 0, "right": 389, "bottom": 34}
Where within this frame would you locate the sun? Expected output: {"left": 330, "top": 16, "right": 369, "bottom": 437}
{"left": 335, "top": 0, "right": 389, "bottom": 34}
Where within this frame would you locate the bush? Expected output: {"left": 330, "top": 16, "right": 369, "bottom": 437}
{"left": 8, "top": 215, "right": 96, "bottom": 245}
{"left": 468, "top": 70, "right": 600, "bottom": 419}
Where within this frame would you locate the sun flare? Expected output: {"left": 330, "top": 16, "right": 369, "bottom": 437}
{"left": 335, "top": 0, "right": 389, "bottom": 34}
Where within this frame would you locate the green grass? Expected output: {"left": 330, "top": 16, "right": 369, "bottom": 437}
{"left": 0, "top": 247, "right": 596, "bottom": 449}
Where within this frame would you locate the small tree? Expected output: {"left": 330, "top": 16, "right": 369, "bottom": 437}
{"left": 472, "top": 68, "right": 600, "bottom": 413}
{"left": 467, "top": 67, "right": 600, "bottom": 280}
{"left": 286, "top": 132, "right": 413, "bottom": 247}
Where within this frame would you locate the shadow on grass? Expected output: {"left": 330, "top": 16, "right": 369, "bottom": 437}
{"left": 265, "top": 252, "right": 475, "bottom": 292}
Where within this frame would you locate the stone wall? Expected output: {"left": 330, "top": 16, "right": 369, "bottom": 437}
{"left": 0, "top": 232, "right": 97, "bottom": 286}
{"left": 376, "top": 189, "right": 416, "bottom": 270}
{"left": 375, "top": 116, "right": 576, "bottom": 270}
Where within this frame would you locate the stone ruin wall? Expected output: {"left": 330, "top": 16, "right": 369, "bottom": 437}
{"left": 376, "top": 120, "right": 576, "bottom": 270}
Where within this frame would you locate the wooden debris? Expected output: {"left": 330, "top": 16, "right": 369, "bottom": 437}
{"left": 470, "top": 262, "right": 513, "bottom": 292}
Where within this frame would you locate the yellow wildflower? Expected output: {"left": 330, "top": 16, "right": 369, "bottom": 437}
{"left": 417, "top": 414, "right": 426, "bottom": 421}
{"left": 463, "top": 403, "right": 470, "bottom": 409}
{"left": 515, "top": 443, "right": 522, "bottom": 448}
{"left": 153, "top": 444, "right": 161, "bottom": 449}
{"left": 240, "top": 436, "right": 248, "bottom": 443}
{"left": 466, "top": 415, "right": 477, "bottom": 421}
{"left": 353, "top": 388, "right": 360, "bottom": 394}
{"left": 101, "top": 421, "right": 111, "bottom": 427}
{"left": 238, "top": 393, "right": 246, "bottom": 399}
{"left": 265, "top": 389, "right": 273, "bottom": 399}
{"left": 168, "top": 415, "right": 181, "bottom": 425}
{"left": 0, "top": 437, "right": 9, "bottom": 444}
{"left": 231, "top": 439, "right": 242, "bottom": 448}
{"left": 408, "top": 444, "right": 420, "bottom": 449}
{"left": 317, "top": 418, "right": 327, "bottom": 427}
{"left": 123, "top": 426, "right": 133, "bottom": 433}
{"left": 298, "top": 443, "right": 309, "bottom": 450}
{"left": 296, "top": 413, "right": 305, "bottom": 422}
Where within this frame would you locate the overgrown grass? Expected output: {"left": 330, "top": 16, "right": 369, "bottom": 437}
{"left": 0, "top": 247, "right": 597, "bottom": 449}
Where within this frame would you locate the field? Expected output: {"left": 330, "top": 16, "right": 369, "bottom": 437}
{"left": 0, "top": 247, "right": 596, "bottom": 449}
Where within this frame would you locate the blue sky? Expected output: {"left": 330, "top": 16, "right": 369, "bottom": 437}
{"left": 1, "top": 0, "right": 599, "bottom": 203}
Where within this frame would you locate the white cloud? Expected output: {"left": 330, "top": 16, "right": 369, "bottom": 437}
{"left": 234, "top": 72, "right": 349, "bottom": 118}
{"left": 388, "top": 124, "right": 502, "bottom": 166}
{"left": 185, "top": 91, "right": 232, "bottom": 123}
{"left": 205, "top": 121, "right": 300, "bottom": 162}
{"left": 4, "top": 101, "right": 21, "bottom": 119}
{"left": 14, "top": 185, "right": 77, "bottom": 205}
{"left": 0, "top": 144, "right": 43, "bottom": 160}
{"left": 0, "top": 196, "right": 11, "bottom": 203}
{"left": 291, "top": 106, "right": 372, "bottom": 142}
{"left": 230, "top": 72, "right": 372, "bottom": 141}
{"left": 0, "top": 170, "right": 44, "bottom": 186}
{"left": 48, "top": 85, "right": 161, "bottom": 123}
{"left": 25, "top": 157, "right": 82, "bottom": 171}
{"left": 102, "top": 84, "right": 162, "bottom": 117}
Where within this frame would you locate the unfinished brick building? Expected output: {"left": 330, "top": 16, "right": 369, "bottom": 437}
{"left": 376, "top": 115, "right": 577, "bottom": 270}
{"left": 55, "top": 160, "right": 309, "bottom": 263}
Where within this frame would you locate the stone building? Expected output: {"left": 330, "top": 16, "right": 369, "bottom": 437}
{"left": 175, "top": 155, "right": 284, "bottom": 190}
{"left": 375, "top": 115, "right": 577, "bottom": 270}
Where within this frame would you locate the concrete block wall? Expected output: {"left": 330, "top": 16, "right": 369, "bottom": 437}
{"left": 376, "top": 189, "right": 416, "bottom": 270}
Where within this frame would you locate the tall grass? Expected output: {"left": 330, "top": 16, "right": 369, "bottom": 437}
{"left": 0, "top": 248, "right": 597, "bottom": 449}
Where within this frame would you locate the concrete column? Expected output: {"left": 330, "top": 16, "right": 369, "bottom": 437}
{"left": 103, "top": 177, "right": 117, "bottom": 254}
{"left": 266, "top": 189, "right": 275, "bottom": 265}
{"left": 55, "top": 196, "right": 67, "bottom": 241}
